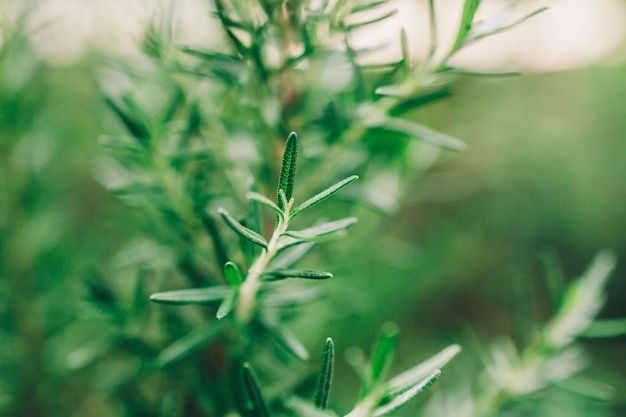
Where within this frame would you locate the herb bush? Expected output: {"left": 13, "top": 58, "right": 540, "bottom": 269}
{"left": 1, "top": 1, "right": 625, "bottom": 417}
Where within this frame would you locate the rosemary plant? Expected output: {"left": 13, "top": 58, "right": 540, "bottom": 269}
{"left": 1, "top": 1, "right": 624, "bottom": 417}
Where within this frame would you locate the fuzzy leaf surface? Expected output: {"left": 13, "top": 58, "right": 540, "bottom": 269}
{"left": 314, "top": 337, "right": 335, "bottom": 409}
{"left": 290, "top": 175, "right": 359, "bottom": 220}
{"left": 277, "top": 132, "right": 298, "bottom": 208}
{"left": 386, "top": 344, "right": 460, "bottom": 395}
{"left": 263, "top": 269, "right": 333, "bottom": 280}
{"left": 373, "top": 370, "right": 440, "bottom": 416}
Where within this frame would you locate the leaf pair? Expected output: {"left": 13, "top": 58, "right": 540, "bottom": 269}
{"left": 349, "top": 324, "right": 461, "bottom": 416}
{"left": 150, "top": 261, "right": 245, "bottom": 320}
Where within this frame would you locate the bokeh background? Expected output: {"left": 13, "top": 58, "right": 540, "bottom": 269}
{"left": 1, "top": 0, "right": 625, "bottom": 416}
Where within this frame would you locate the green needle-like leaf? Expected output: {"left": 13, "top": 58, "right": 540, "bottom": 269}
{"left": 247, "top": 191, "right": 284, "bottom": 221}
{"left": 224, "top": 261, "right": 244, "bottom": 286}
{"left": 104, "top": 97, "right": 150, "bottom": 144}
{"left": 314, "top": 338, "right": 335, "bottom": 409}
{"left": 386, "top": 344, "right": 460, "bottom": 395}
{"left": 219, "top": 208, "right": 269, "bottom": 250}
{"left": 263, "top": 269, "right": 333, "bottom": 280}
{"left": 373, "top": 370, "right": 440, "bottom": 417}
{"left": 154, "top": 323, "right": 226, "bottom": 367}
{"left": 277, "top": 132, "right": 298, "bottom": 209}
{"left": 242, "top": 362, "right": 271, "bottom": 417}
{"left": 381, "top": 117, "right": 466, "bottom": 151}
{"left": 370, "top": 322, "right": 399, "bottom": 388}
{"left": 216, "top": 289, "right": 238, "bottom": 320}
{"left": 451, "top": 0, "right": 481, "bottom": 51}
{"left": 290, "top": 175, "right": 359, "bottom": 220}
{"left": 282, "top": 217, "right": 358, "bottom": 242}
{"left": 261, "top": 317, "right": 309, "bottom": 361}
{"left": 150, "top": 286, "right": 232, "bottom": 305}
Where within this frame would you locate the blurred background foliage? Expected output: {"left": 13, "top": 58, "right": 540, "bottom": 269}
{"left": 1, "top": 1, "right": 625, "bottom": 416}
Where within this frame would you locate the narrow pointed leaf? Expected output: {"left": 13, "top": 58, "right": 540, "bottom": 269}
{"left": 347, "top": 10, "right": 398, "bottom": 31}
{"left": 381, "top": 118, "right": 466, "bottom": 151}
{"left": 247, "top": 191, "right": 284, "bottom": 221}
{"left": 97, "top": 134, "right": 145, "bottom": 153}
{"left": 580, "top": 318, "right": 626, "bottom": 338}
{"left": 373, "top": 370, "right": 440, "bottom": 417}
{"left": 290, "top": 175, "right": 359, "bottom": 220}
{"left": 263, "top": 269, "right": 332, "bottom": 281}
{"left": 282, "top": 217, "right": 358, "bottom": 242}
{"left": 375, "top": 84, "right": 407, "bottom": 98}
{"left": 546, "top": 249, "right": 617, "bottom": 348}
{"left": 390, "top": 88, "right": 451, "bottom": 116}
{"left": 446, "top": 67, "right": 522, "bottom": 77}
{"left": 219, "top": 208, "right": 268, "bottom": 249}
{"left": 350, "top": 0, "right": 391, "bottom": 14}
{"left": 154, "top": 323, "right": 225, "bottom": 367}
{"left": 370, "top": 322, "right": 399, "bottom": 387}
{"left": 216, "top": 289, "right": 239, "bottom": 320}
{"left": 242, "top": 362, "right": 271, "bottom": 417}
{"left": 386, "top": 344, "right": 461, "bottom": 394}
{"left": 314, "top": 338, "right": 335, "bottom": 409}
{"left": 104, "top": 97, "right": 150, "bottom": 143}
{"left": 261, "top": 317, "right": 309, "bottom": 361}
{"left": 150, "top": 286, "right": 232, "bottom": 305}
{"left": 224, "top": 261, "right": 244, "bottom": 286}
{"left": 451, "top": 0, "right": 481, "bottom": 51}
{"left": 469, "top": 7, "right": 549, "bottom": 43}
{"left": 277, "top": 132, "right": 298, "bottom": 209}
{"left": 269, "top": 242, "right": 315, "bottom": 269}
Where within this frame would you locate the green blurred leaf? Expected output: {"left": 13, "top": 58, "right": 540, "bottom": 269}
{"left": 219, "top": 208, "right": 269, "bottom": 250}
{"left": 150, "top": 286, "right": 232, "bottom": 305}
{"left": 369, "top": 322, "right": 399, "bottom": 389}
{"left": 259, "top": 286, "right": 327, "bottom": 308}
{"left": 260, "top": 317, "right": 309, "bottom": 361}
{"left": 283, "top": 395, "right": 338, "bottom": 417}
{"left": 247, "top": 191, "right": 284, "bottom": 221}
{"left": 282, "top": 217, "right": 358, "bottom": 242}
{"left": 380, "top": 117, "right": 466, "bottom": 151}
{"left": 579, "top": 318, "right": 626, "bottom": 338}
{"left": 104, "top": 96, "right": 150, "bottom": 145}
{"left": 97, "top": 134, "right": 145, "bottom": 153}
{"left": 242, "top": 362, "right": 271, "bottom": 417}
{"left": 386, "top": 344, "right": 460, "bottom": 395}
{"left": 154, "top": 323, "right": 226, "bottom": 367}
{"left": 216, "top": 289, "right": 239, "bottom": 320}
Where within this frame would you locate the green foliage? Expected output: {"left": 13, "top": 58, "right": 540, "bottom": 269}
{"left": 1, "top": 1, "right": 624, "bottom": 417}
